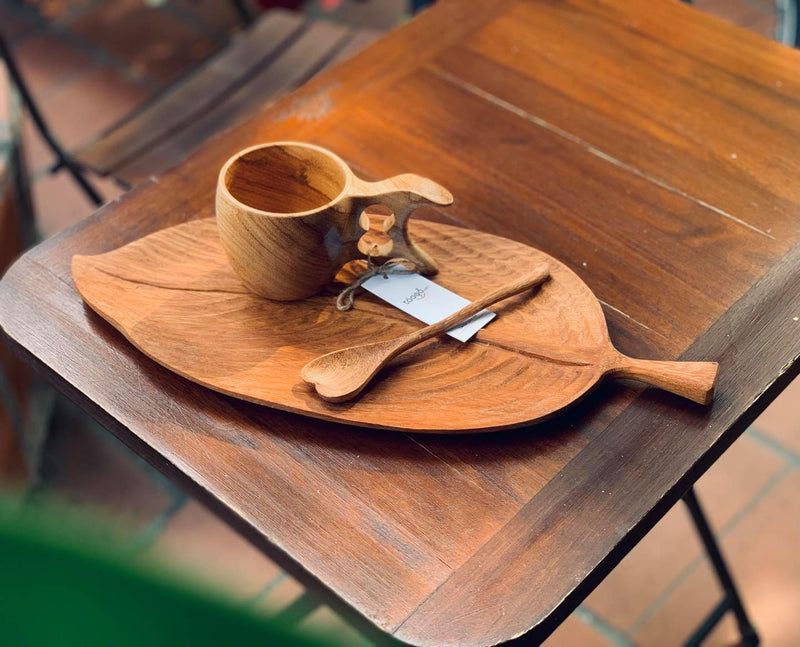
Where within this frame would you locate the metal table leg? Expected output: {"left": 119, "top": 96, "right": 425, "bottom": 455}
{"left": 682, "top": 487, "right": 759, "bottom": 646}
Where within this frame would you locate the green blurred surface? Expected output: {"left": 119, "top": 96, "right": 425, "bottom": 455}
{"left": 0, "top": 498, "right": 325, "bottom": 646}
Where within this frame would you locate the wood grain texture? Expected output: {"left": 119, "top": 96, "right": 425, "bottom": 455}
{"left": 216, "top": 142, "right": 452, "bottom": 300}
{"left": 395, "top": 238, "right": 800, "bottom": 646}
{"left": 69, "top": 219, "right": 646, "bottom": 432}
{"left": 317, "top": 68, "right": 785, "bottom": 351}
{"left": 2, "top": 0, "right": 799, "bottom": 644}
{"left": 430, "top": 0, "right": 800, "bottom": 241}
{"left": 301, "top": 263, "right": 552, "bottom": 402}
{"left": 72, "top": 219, "right": 717, "bottom": 430}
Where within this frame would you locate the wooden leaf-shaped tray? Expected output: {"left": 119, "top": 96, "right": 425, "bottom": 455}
{"left": 72, "top": 219, "right": 714, "bottom": 433}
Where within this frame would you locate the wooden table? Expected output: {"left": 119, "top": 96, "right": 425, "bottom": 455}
{"left": 2, "top": 1, "right": 799, "bottom": 644}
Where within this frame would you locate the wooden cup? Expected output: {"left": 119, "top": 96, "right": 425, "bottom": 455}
{"left": 216, "top": 141, "right": 453, "bottom": 300}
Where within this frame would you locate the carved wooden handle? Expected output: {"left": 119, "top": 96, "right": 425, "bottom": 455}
{"left": 349, "top": 174, "right": 454, "bottom": 275}
{"left": 350, "top": 174, "right": 454, "bottom": 206}
{"left": 611, "top": 356, "right": 719, "bottom": 405}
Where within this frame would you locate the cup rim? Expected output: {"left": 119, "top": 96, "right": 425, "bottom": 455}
{"left": 217, "top": 141, "right": 353, "bottom": 218}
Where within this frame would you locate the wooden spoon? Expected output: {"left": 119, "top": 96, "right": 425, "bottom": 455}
{"left": 301, "top": 263, "right": 552, "bottom": 402}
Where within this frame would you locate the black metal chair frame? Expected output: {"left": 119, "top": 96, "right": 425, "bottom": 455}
{"left": 240, "top": 485, "right": 762, "bottom": 646}
{"left": 682, "top": 487, "right": 759, "bottom": 646}
{"left": 0, "top": 0, "right": 258, "bottom": 209}
{"left": 0, "top": 33, "right": 104, "bottom": 207}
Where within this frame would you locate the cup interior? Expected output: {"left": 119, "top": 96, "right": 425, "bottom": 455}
{"left": 224, "top": 143, "right": 347, "bottom": 214}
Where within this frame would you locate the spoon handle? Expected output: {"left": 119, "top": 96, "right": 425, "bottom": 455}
{"left": 395, "top": 262, "right": 551, "bottom": 355}
{"left": 609, "top": 354, "right": 718, "bottom": 405}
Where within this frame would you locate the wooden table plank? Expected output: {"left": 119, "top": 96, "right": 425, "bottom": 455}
{"left": 431, "top": 0, "right": 800, "bottom": 240}
{"left": 319, "top": 73, "right": 781, "bottom": 344}
{"left": 579, "top": 0, "right": 800, "bottom": 101}
{"left": 2, "top": 254, "right": 535, "bottom": 629}
{"left": 396, "top": 238, "right": 800, "bottom": 646}
{"left": 2, "top": 1, "right": 799, "bottom": 644}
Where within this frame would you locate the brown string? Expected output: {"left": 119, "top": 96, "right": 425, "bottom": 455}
{"left": 336, "top": 257, "right": 418, "bottom": 311}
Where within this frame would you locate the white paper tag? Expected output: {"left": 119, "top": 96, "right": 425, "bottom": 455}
{"left": 361, "top": 272, "right": 495, "bottom": 342}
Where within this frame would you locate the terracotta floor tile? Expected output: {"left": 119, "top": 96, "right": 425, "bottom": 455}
{"left": 10, "top": 31, "right": 95, "bottom": 98}
{"left": 40, "top": 399, "right": 174, "bottom": 535}
{"left": 32, "top": 68, "right": 148, "bottom": 158}
{"left": 693, "top": 0, "right": 768, "bottom": 24}
{"left": 630, "top": 559, "right": 727, "bottom": 647}
{"left": 30, "top": 170, "right": 94, "bottom": 235}
{"left": 252, "top": 573, "right": 305, "bottom": 616}
{"left": 634, "top": 469, "right": 800, "bottom": 646}
{"left": 21, "top": 66, "right": 150, "bottom": 174}
{"left": 693, "top": 0, "right": 780, "bottom": 40}
{"left": 584, "top": 504, "right": 696, "bottom": 632}
{"left": 583, "top": 432, "right": 783, "bottom": 631}
{"left": 745, "top": 9, "right": 778, "bottom": 40}
{"left": 542, "top": 612, "right": 615, "bottom": 647}
{"left": 69, "top": 0, "right": 223, "bottom": 85}
{"left": 752, "top": 375, "right": 800, "bottom": 456}
{"left": 31, "top": 169, "right": 124, "bottom": 237}
{"left": 299, "top": 606, "right": 372, "bottom": 647}
{"left": 706, "top": 614, "right": 741, "bottom": 646}
{"left": 21, "top": 112, "right": 57, "bottom": 172}
{"left": 693, "top": 432, "right": 784, "bottom": 531}
{"left": 147, "top": 500, "right": 283, "bottom": 601}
